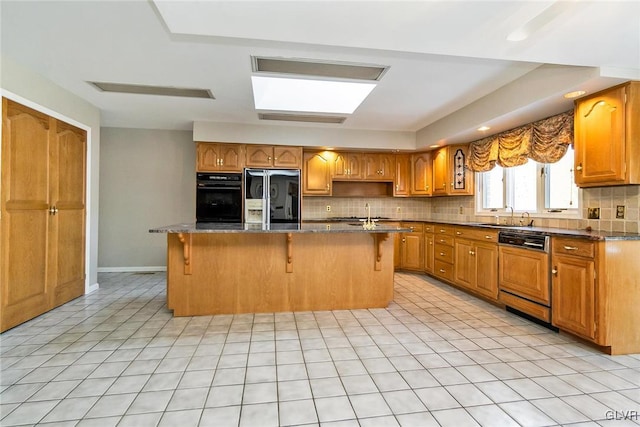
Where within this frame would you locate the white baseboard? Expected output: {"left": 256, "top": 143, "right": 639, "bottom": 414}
{"left": 97, "top": 266, "right": 167, "bottom": 273}
{"left": 86, "top": 282, "right": 100, "bottom": 294}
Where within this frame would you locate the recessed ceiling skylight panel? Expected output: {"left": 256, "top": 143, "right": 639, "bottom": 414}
{"left": 251, "top": 76, "right": 376, "bottom": 114}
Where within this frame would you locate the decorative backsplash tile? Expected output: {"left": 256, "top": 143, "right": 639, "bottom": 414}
{"left": 302, "top": 185, "right": 640, "bottom": 233}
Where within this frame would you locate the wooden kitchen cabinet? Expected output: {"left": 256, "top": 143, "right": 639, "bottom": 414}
{"left": 433, "top": 225, "right": 455, "bottom": 282}
{"left": 302, "top": 151, "right": 332, "bottom": 195}
{"left": 399, "top": 222, "right": 424, "bottom": 271}
{"left": 453, "top": 227, "right": 498, "bottom": 300}
{"left": 574, "top": 81, "right": 640, "bottom": 187}
{"left": 332, "top": 152, "right": 363, "bottom": 180}
{"left": 432, "top": 145, "right": 474, "bottom": 196}
{"left": 363, "top": 153, "right": 394, "bottom": 181}
{"left": 1, "top": 98, "right": 86, "bottom": 332}
{"left": 246, "top": 145, "right": 302, "bottom": 169}
{"left": 411, "top": 152, "right": 432, "bottom": 196}
{"left": 196, "top": 142, "right": 245, "bottom": 172}
{"left": 424, "top": 223, "right": 435, "bottom": 274}
{"left": 394, "top": 154, "right": 411, "bottom": 196}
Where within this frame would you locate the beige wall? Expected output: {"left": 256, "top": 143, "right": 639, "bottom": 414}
{"left": 99, "top": 128, "right": 195, "bottom": 269}
{"left": 1, "top": 55, "right": 102, "bottom": 292}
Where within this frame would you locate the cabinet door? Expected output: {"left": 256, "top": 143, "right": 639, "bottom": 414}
{"left": 448, "top": 145, "right": 474, "bottom": 196}
{"left": 332, "top": 152, "right": 350, "bottom": 179}
{"left": 363, "top": 153, "right": 382, "bottom": 180}
{"left": 411, "top": 152, "right": 432, "bottom": 196}
{"left": 246, "top": 145, "right": 274, "bottom": 168}
{"left": 454, "top": 239, "right": 475, "bottom": 290}
{"left": 347, "top": 153, "right": 363, "bottom": 179}
{"left": 474, "top": 242, "right": 498, "bottom": 299}
{"left": 401, "top": 232, "right": 424, "bottom": 271}
{"left": 378, "top": 154, "right": 395, "bottom": 180}
{"left": 424, "top": 233, "right": 434, "bottom": 274}
{"left": 303, "top": 152, "right": 332, "bottom": 195}
{"left": 218, "top": 144, "right": 244, "bottom": 171}
{"left": 574, "top": 86, "right": 626, "bottom": 185}
{"left": 431, "top": 147, "right": 448, "bottom": 195}
{"left": 394, "top": 154, "right": 410, "bottom": 196}
{"left": 552, "top": 254, "right": 596, "bottom": 339}
{"left": 196, "top": 143, "right": 220, "bottom": 171}
{"left": 274, "top": 146, "right": 302, "bottom": 168}
{"left": 1, "top": 100, "right": 53, "bottom": 331}
{"left": 51, "top": 120, "right": 86, "bottom": 308}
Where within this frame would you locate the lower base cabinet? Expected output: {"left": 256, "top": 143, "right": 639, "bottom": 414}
{"left": 399, "top": 223, "right": 424, "bottom": 271}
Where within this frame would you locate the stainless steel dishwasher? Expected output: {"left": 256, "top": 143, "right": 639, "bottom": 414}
{"left": 498, "top": 231, "right": 554, "bottom": 324}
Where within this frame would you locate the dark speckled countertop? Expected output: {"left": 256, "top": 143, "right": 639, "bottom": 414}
{"left": 305, "top": 218, "right": 640, "bottom": 241}
{"left": 149, "top": 222, "right": 409, "bottom": 234}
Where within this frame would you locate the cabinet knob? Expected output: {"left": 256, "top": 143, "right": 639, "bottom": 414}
{"left": 456, "top": 231, "right": 461, "bottom": 235}
{"left": 425, "top": 185, "right": 429, "bottom": 190}
{"left": 469, "top": 250, "right": 475, "bottom": 256}
{"left": 576, "top": 164, "right": 583, "bottom": 171}
{"left": 268, "top": 156, "right": 272, "bottom": 161}
{"left": 443, "top": 183, "right": 446, "bottom": 188}
{"left": 326, "top": 184, "right": 330, "bottom": 190}
{"left": 402, "top": 238, "right": 406, "bottom": 243}
{"left": 552, "top": 267, "right": 558, "bottom": 275}
{"left": 439, "top": 252, "right": 445, "bottom": 256}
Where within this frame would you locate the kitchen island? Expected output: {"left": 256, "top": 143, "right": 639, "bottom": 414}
{"left": 149, "top": 222, "right": 407, "bottom": 316}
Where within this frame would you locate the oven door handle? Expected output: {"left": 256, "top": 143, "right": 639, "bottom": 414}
{"left": 523, "top": 241, "right": 544, "bottom": 249}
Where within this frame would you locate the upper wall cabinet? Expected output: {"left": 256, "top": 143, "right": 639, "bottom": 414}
{"left": 332, "top": 152, "right": 363, "bottom": 180}
{"left": 432, "top": 144, "right": 474, "bottom": 196}
{"left": 410, "top": 152, "right": 432, "bottom": 196}
{"left": 363, "top": 153, "right": 395, "bottom": 181}
{"left": 196, "top": 142, "right": 245, "bottom": 172}
{"left": 574, "top": 81, "right": 640, "bottom": 187}
{"left": 303, "top": 151, "right": 332, "bottom": 195}
{"left": 394, "top": 154, "right": 411, "bottom": 197}
{"left": 246, "top": 145, "right": 302, "bottom": 169}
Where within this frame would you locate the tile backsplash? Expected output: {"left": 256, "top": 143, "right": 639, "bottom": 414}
{"left": 302, "top": 185, "right": 640, "bottom": 233}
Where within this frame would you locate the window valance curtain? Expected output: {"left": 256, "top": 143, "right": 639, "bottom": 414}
{"left": 466, "top": 110, "right": 574, "bottom": 172}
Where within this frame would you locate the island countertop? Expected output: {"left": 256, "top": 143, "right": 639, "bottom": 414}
{"left": 149, "top": 222, "right": 409, "bottom": 234}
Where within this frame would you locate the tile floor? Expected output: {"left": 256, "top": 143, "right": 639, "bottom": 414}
{"left": 0, "top": 272, "right": 639, "bottom": 427}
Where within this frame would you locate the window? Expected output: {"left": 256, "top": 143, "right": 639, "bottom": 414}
{"left": 478, "top": 147, "right": 580, "bottom": 215}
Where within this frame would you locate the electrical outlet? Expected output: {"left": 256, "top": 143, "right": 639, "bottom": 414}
{"left": 326, "top": 205, "right": 331, "bottom": 212}
{"left": 459, "top": 206, "right": 464, "bottom": 214}
{"left": 588, "top": 207, "right": 600, "bottom": 219}
{"left": 396, "top": 207, "right": 401, "bottom": 213}
{"left": 616, "top": 205, "right": 625, "bottom": 219}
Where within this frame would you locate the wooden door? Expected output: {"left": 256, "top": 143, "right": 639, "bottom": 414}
{"left": 196, "top": 142, "right": 220, "bottom": 171}
{"left": 378, "top": 154, "right": 395, "bottom": 180}
{"left": 432, "top": 147, "right": 448, "bottom": 195}
{"left": 394, "top": 154, "right": 410, "bottom": 196}
{"left": 218, "top": 144, "right": 244, "bottom": 171}
{"left": 363, "top": 153, "right": 380, "bottom": 180}
{"left": 246, "top": 145, "right": 273, "bottom": 168}
{"left": 474, "top": 242, "right": 498, "bottom": 299}
{"left": 274, "top": 146, "right": 302, "bottom": 168}
{"left": 401, "top": 232, "right": 424, "bottom": 271}
{"left": 454, "top": 239, "right": 474, "bottom": 290}
{"left": 347, "top": 153, "right": 363, "bottom": 179}
{"left": 302, "top": 152, "right": 332, "bottom": 195}
{"left": 574, "top": 86, "right": 626, "bottom": 185}
{"left": 50, "top": 120, "right": 86, "bottom": 308}
{"left": 411, "top": 152, "right": 432, "bottom": 196}
{"left": 1, "top": 99, "right": 53, "bottom": 331}
{"left": 424, "top": 233, "right": 434, "bottom": 274}
{"left": 552, "top": 254, "right": 596, "bottom": 339}
{"left": 332, "top": 152, "right": 350, "bottom": 179}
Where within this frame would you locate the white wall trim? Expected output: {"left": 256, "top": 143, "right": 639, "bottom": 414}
{"left": 98, "top": 266, "right": 167, "bottom": 273}
{"left": 86, "top": 282, "right": 100, "bottom": 294}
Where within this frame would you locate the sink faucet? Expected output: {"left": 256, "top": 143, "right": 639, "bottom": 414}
{"left": 363, "top": 203, "right": 376, "bottom": 230}
{"left": 507, "top": 206, "right": 514, "bottom": 225}
{"left": 520, "top": 211, "right": 530, "bottom": 226}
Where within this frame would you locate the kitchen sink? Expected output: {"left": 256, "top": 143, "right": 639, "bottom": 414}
{"left": 476, "top": 223, "right": 529, "bottom": 227}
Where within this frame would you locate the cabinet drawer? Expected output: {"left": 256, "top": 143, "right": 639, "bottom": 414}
{"left": 434, "top": 243, "right": 454, "bottom": 263}
{"left": 434, "top": 235, "right": 454, "bottom": 246}
{"left": 454, "top": 227, "right": 498, "bottom": 243}
{"left": 499, "top": 291, "right": 550, "bottom": 323}
{"left": 435, "top": 225, "right": 454, "bottom": 236}
{"left": 424, "top": 223, "right": 435, "bottom": 233}
{"left": 553, "top": 238, "right": 595, "bottom": 258}
{"left": 401, "top": 222, "right": 424, "bottom": 232}
{"left": 434, "top": 260, "right": 454, "bottom": 282}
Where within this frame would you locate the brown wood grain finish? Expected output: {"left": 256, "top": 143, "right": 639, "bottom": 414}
{"left": 498, "top": 246, "right": 550, "bottom": 305}
{"left": 166, "top": 232, "right": 394, "bottom": 315}
{"left": 302, "top": 152, "right": 332, "bottom": 195}
{"left": 500, "top": 291, "right": 550, "bottom": 322}
{"left": 1, "top": 98, "right": 86, "bottom": 331}
{"left": 394, "top": 154, "right": 410, "bottom": 196}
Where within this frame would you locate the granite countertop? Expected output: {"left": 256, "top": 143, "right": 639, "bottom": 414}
{"left": 306, "top": 217, "right": 640, "bottom": 241}
{"left": 149, "top": 221, "right": 409, "bottom": 234}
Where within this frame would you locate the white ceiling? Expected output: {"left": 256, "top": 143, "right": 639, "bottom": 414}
{"left": 1, "top": 1, "right": 638, "bottom": 147}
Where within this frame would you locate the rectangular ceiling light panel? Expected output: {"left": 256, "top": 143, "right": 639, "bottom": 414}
{"left": 90, "top": 82, "right": 214, "bottom": 99}
{"left": 251, "top": 76, "right": 376, "bottom": 114}
{"left": 254, "top": 57, "right": 387, "bottom": 81}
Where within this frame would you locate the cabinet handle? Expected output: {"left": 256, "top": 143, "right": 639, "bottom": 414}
{"left": 402, "top": 238, "right": 406, "bottom": 243}
{"left": 439, "top": 229, "right": 446, "bottom": 233}
{"left": 469, "top": 250, "right": 475, "bottom": 256}
{"left": 576, "top": 163, "right": 583, "bottom": 171}
{"left": 456, "top": 231, "right": 462, "bottom": 235}
{"left": 425, "top": 185, "right": 429, "bottom": 190}
{"left": 552, "top": 267, "right": 558, "bottom": 275}
{"left": 563, "top": 246, "right": 579, "bottom": 251}
{"left": 439, "top": 252, "right": 445, "bottom": 256}
{"left": 48, "top": 206, "right": 56, "bottom": 215}
{"left": 485, "top": 235, "right": 492, "bottom": 239}
{"left": 450, "top": 182, "right": 454, "bottom": 187}
{"left": 439, "top": 269, "right": 446, "bottom": 273}
{"left": 443, "top": 183, "right": 446, "bottom": 188}
{"left": 326, "top": 184, "right": 330, "bottom": 190}
{"left": 439, "top": 239, "right": 446, "bottom": 243}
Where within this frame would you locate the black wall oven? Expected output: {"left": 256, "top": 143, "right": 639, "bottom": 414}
{"left": 196, "top": 172, "right": 242, "bottom": 223}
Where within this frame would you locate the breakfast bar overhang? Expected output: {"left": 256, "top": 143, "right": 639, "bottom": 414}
{"left": 150, "top": 223, "right": 408, "bottom": 316}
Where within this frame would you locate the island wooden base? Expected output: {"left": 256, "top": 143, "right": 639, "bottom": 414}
{"left": 166, "top": 232, "right": 394, "bottom": 316}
